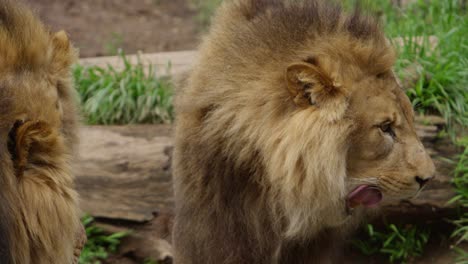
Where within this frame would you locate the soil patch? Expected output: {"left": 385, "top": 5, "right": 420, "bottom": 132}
{"left": 24, "top": 0, "right": 201, "bottom": 57}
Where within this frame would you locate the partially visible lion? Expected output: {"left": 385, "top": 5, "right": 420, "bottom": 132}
{"left": 0, "top": 1, "right": 85, "bottom": 263}
{"left": 172, "top": 0, "right": 435, "bottom": 263}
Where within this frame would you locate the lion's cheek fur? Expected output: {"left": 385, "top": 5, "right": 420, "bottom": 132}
{"left": 262, "top": 109, "right": 353, "bottom": 238}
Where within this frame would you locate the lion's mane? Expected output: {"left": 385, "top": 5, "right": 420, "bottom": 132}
{"left": 173, "top": 0, "right": 395, "bottom": 263}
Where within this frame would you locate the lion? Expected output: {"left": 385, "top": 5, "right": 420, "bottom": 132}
{"left": 172, "top": 0, "right": 436, "bottom": 263}
{"left": 0, "top": 1, "right": 85, "bottom": 263}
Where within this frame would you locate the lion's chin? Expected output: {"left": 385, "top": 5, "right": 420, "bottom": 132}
{"left": 346, "top": 185, "right": 383, "bottom": 209}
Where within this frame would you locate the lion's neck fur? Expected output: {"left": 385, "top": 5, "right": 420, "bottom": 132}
{"left": 178, "top": 86, "right": 355, "bottom": 237}
{"left": 265, "top": 111, "right": 353, "bottom": 238}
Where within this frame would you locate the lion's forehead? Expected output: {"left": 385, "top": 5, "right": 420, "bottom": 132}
{"left": 349, "top": 84, "right": 393, "bottom": 112}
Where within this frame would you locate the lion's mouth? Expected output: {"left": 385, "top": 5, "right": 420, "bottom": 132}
{"left": 346, "top": 185, "right": 383, "bottom": 209}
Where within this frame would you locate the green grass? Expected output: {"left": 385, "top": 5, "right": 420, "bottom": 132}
{"left": 352, "top": 223, "right": 430, "bottom": 263}
{"left": 79, "top": 215, "right": 129, "bottom": 264}
{"left": 449, "top": 138, "right": 468, "bottom": 263}
{"left": 74, "top": 52, "right": 173, "bottom": 125}
{"left": 392, "top": 0, "right": 467, "bottom": 132}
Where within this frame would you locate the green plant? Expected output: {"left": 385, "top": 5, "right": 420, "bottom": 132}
{"left": 449, "top": 138, "right": 468, "bottom": 263}
{"left": 352, "top": 223, "right": 430, "bottom": 263}
{"left": 455, "top": 248, "right": 468, "bottom": 264}
{"left": 74, "top": 51, "right": 173, "bottom": 125}
{"left": 79, "top": 215, "right": 129, "bottom": 264}
{"left": 396, "top": 1, "right": 467, "bottom": 132}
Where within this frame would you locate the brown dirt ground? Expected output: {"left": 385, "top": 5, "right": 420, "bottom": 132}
{"left": 24, "top": 0, "right": 201, "bottom": 58}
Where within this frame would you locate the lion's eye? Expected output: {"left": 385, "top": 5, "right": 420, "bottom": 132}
{"left": 380, "top": 122, "right": 395, "bottom": 137}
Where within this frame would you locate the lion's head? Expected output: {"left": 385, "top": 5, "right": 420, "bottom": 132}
{"left": 278, "top": 30, "right": 435, "bottom": 238}
{"left": 285, "top": 42, "right": 435, "bottom": 210}
{"left": 345, "top": 72, "right": 435, "bottom": 204}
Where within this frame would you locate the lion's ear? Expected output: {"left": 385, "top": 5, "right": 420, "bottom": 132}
{"left": 50, "top": 30, "right": 76, "bottom": 72}
{"left": 285, "top": 62, "right": 340, "bottom": 108}
{"left": 52, "top": 30, "right": 70, "bottom": 51}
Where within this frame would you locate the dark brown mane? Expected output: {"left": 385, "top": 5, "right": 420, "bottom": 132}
{"left": 205, "top": 0, "right": 394, "bottom": 77}
{"left": 235, "top": 0, "right": 383, "bottom": 42}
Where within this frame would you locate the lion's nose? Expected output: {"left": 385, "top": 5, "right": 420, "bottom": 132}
{"left": 411, "top": 141, "right": 435, "bottom": 189}
{"left": 415, "top": 175, "right": 433, "bottom": 188}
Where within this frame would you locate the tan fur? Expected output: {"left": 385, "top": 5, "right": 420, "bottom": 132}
{"left": 0, "top": 1, "right": 82, "bottom": 263}
{"left": 173, "top": 0, "right": 435, "bottom": 263}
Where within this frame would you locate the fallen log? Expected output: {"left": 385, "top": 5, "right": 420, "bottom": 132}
{"left": 76, "top": 125, "right": 174, "bottom": 222}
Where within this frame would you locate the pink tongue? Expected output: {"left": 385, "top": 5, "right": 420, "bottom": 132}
{"left": 347, "top": 185, "right": 382, "bottom": 208}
